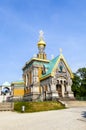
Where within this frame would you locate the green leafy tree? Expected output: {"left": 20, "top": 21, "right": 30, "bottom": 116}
{"left": 72, "top": 67, "right": 86, "bottom": 97}
{"left": 72, "top": 73, "right": 81, "bottom": 97}
{"left": 77, "top": 68, "right": 86, "bottom": 97}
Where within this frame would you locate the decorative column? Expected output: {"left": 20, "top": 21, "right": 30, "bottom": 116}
{"left": 51, "top": 82, "right": 59, "bottom": 100}
{"left": 61, "top": 81, "right": 65, "bottom": 97}
{"left": 25, "top": 74, "right": 28, "bottom": 87}
{"left": 67, "top": 78, "right": 74, "bottom": 98}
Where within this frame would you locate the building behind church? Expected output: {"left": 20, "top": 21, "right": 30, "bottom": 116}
{"left": 22, "top": 31, "right": 74, "bottom": 101}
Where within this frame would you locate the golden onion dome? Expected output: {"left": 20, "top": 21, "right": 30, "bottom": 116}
{"left": 37, "top": 39, "right": 46, "bottom": 47}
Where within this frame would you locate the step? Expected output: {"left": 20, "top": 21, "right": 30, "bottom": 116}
{"left": 0, "top": 102, "right": 14, "bottom": 111}
{"left": 61, "top": 101, "right": 86, "bottom": 107}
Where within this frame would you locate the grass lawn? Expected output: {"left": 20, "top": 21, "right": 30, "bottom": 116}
{"left": 14, "top": 101, "right": 65, "bottom": 113}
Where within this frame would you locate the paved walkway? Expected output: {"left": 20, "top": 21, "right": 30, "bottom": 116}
{"left": 0, "top": 107, "right": 86, "bottom": 130}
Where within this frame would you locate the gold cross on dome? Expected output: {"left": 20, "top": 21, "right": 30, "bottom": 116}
{"left": 59, "top": 48, "right": 62, "bottom": 54}
{"left": 39, "top": 30, "right": 44, "bottom": 40}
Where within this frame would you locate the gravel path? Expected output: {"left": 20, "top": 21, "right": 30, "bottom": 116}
{"left": 0, "top": 107, "right": 86, "bottom": 130}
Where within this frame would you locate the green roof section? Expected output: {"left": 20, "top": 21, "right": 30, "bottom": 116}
{"left": 41, "top": 55, "right": 59, "bottom": 79}
{"left": 22, "top": 57, "right": 50, "bottom": 70}
{"left": 11, "top": 80, "right": 24, "bottom": 85}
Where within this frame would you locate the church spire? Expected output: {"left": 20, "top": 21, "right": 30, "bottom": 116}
{"left": 37, "top": 30, "right": 46, "bottom": 48}
{"left": 37, "top": 30, "right": 47, "bottom": 59}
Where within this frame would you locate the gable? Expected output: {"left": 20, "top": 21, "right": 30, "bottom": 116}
{"left": 51, "top": 54, "right": 73, "bottom": 78}
{"left": 40, "top": 54, "right": 73, "bottom": 80}
{"left": 57, "top": 60, "right": 67, "bottom": 73}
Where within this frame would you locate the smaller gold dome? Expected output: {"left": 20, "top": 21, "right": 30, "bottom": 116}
{"left": 37, "top": 39, "right": 46, "bottom": 47}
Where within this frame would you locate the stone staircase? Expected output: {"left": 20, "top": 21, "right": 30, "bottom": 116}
{"left": 64, "top": 101, "right": 86, "bottom": 107}
{"left": 0, "top": 102, "right": 14, "bottom": 111}
{"left": 58, "top": 97, "right": 86, "bottom": 107}
{"left": 59, "top": 100, "right": 86, "bottom": 108}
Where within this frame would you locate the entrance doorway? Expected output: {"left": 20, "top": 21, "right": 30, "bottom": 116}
{"left": 56, "top": 84, "right": 62, "bottom": 97}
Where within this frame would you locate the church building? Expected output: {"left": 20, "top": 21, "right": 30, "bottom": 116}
{"left": 22, "top": 31, "right": 74, "bottom": 101}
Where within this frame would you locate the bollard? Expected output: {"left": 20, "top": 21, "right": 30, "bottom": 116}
{"left": 22, "top": 106, "right": 25, "bottom": 112}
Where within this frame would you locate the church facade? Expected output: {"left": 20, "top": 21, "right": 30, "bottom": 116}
{"left": 22, "top": 31, "right": 74, "bottom": 101}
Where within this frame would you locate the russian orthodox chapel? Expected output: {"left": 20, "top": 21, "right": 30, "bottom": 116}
{"left": 22, "top": 31, "right": 74, "bottom": 101}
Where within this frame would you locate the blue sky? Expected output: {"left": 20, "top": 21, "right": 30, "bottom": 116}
{"left": 0, "top": 0, "right": 86, "bottom": 85}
